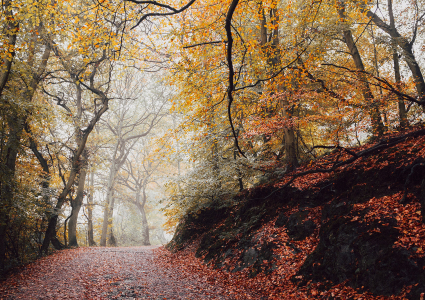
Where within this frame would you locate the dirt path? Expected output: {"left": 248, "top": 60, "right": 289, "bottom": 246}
{"left": 0, "top": 246, "right": 232, "bottom": 299}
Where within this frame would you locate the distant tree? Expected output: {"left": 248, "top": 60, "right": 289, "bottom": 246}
{"left": 116, "top": 138, "right": 162, "bottom": 245}
{"left": 99, "top": 72, "right": 166, "bottom": 246}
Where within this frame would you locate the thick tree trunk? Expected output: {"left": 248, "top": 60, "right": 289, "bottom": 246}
{"left": 51, "top": 236, "right": 64, "bottom": 250}
{"left": 0, "top": 224, "right": 8, "bottom": 273}
{"left": 68, "top": 161, "right": 87, "bottom": 247}
{"left": 0, "top": 115, "right": 24, "bottom": 270}
{"left": 0, "top": 0, "right": 51, "bottom": 260}
{"left": 100, "top": 130, "right": 121, "bottom": 247}
{"left": 41, "top": 151, "right": 79, "bottom": 253}
{"left": 100, "top": 167, "right": 117, "bottom": 246}
{"left": 42, "top": 215, "right": 60, "bottom": 253}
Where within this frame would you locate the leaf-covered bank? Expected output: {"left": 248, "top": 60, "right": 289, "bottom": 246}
{"left": 167, "top": 127, "right": 425, "bottom": 299}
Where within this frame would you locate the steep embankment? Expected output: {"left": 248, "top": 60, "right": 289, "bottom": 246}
{"left": 168, "top": 127, "right": 425, "bottom": 299}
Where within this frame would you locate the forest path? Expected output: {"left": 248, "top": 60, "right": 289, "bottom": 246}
{"left": 0, "top": 246, "right": 232, "bottom": 299}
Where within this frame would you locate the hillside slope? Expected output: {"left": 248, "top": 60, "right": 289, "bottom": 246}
{"left": 167, "top": 127, "right": 425, "bottom": 299}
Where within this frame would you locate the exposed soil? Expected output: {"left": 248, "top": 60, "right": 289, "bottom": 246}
{"left": 0, "top": 246, "right": 238, "bottom": 299}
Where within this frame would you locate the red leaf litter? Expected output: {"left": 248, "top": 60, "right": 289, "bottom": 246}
{"left": 0, "top": 246, "right": 247, "bottom": 299}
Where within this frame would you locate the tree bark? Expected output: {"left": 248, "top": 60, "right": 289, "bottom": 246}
{"left": 0, "top": 114, "right": 24, "bottom": 270}
{"left": 51, "top": 236, "right": 64, "bottom": 250}
{"left": 68, "top": 153, "right": 87, "bottom": 247}
{"left": 87, "top": 170, "right": 96, "bottom": 246}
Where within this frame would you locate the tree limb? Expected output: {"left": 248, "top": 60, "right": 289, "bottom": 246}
{"left": 225, "top": 0, "right": 246, "bottom": 158}
{"left": 129, "top": 0, "right": 197, "bottom": 29}
{"left": 183, "top": 41, "right": 226, "bottom": 49}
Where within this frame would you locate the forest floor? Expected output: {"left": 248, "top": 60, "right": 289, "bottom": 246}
{"left": 0, "top": 246, "right": 252, "bottom": 299}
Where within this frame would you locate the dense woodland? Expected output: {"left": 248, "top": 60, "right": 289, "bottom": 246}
{"left": 0, "top": 0, "right": 425, "bottom": 293}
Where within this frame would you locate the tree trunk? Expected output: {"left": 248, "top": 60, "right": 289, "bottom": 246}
{"left": 51, "top": 236, "right": 64, "bottom": 250}
{"left": 259, "top": 5, "right": 299, "bottom": 169}
{"left": 101, "top": 187, "right": 114, "bottom": 246}
{"left": 87, "top": 170, "right": 96, "bottom": 246}
{"left": 100, "top": 199, "right": 110, "bottom": 247}
{"left": 393, "top": 46, "right": 408, "bottom": 128}
{"left": 0, "top": 115, "right": 24, "bottom": 270}
{"left": 107, "top": 230, "right": 116, "bottom": 247}
{"left": 41, "top": 122, "right": 102, "bottom": 254}
{"left": 387, "top": 0, "right": 408, "bottom": 128}
{"left": 106, "top": 196, "right": 116, "bottom": 246}
{"left": 68, "top": 158, "right": 87, "bottom": 247}
{"left": 100, "top": 165, "right": 117, "bottom": 246}
{"left": 0, "top": 5, "right": 51, "bottom": 260}
{"left": 233, "top": 130, "right": 244, "bottom": 191}
{"left": 0, "top": 224, "right": 8, "bottom": 273}
{"left": 136, "top": 201, "right": 150, "bottom": 246}
{"left": 339, "top": 5, "right": 384, "bottom": 137}
{"left": 283, "top": 124, "right": 298, "bottom": 170}
{"left": 100, "top": 127, "right": 122, "bottom": 246}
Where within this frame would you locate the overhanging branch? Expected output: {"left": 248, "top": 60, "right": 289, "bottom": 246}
{"left": 128, "top": 0, "right": 197, "bottom": 29}
{"left": 225, "top": 0, "right": 245, "bottom": 158}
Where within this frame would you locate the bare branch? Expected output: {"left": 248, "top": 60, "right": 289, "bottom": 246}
{"left": 129, "top": 0, "right": 197, "bottom": 29}
{"left": 225, "top": 0, "right": 246, "bottom": 158}
{"left": 183, "top": 41, "right": 226, "bottom": 49}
